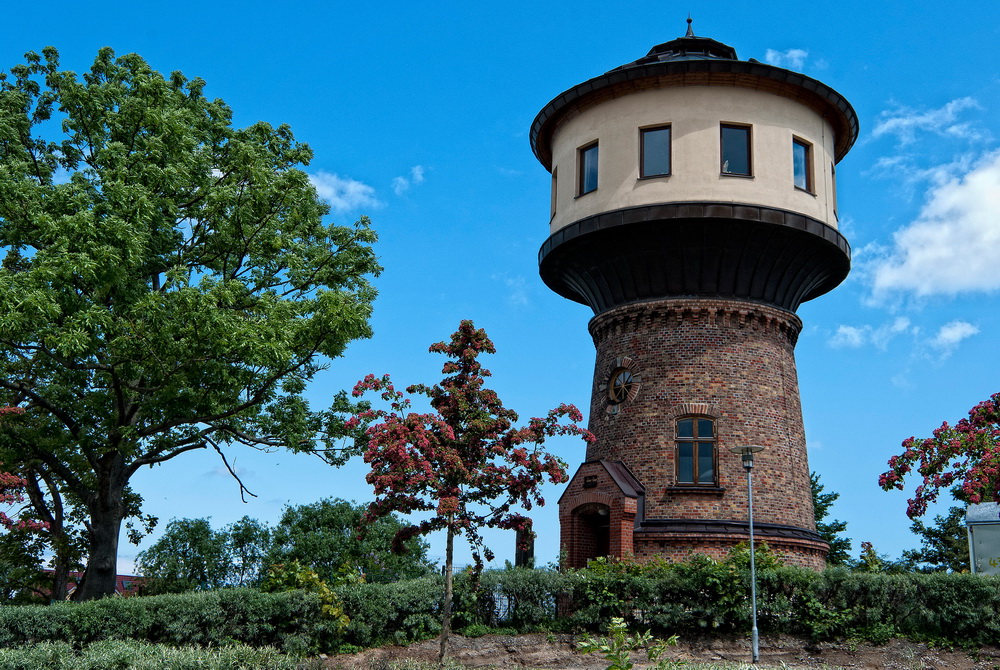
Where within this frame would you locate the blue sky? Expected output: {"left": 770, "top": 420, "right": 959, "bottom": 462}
{"left": 5, "top": 0, "right": 1000, "bottom": 572}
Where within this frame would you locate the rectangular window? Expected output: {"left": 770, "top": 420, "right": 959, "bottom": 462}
{"left": 550, "top": 168, "right": 558, "bottom": 219}
{"left": 640, "top": 125, "right": 671, "bottom": 178}
{"left": 831, "top": 162, "right": 838, "bottom": 219}
{"left": 676, "top": 417, "right": 716, "bottom": 485}
{"left": 793, "top": 137, "right": 813, "bottom": 192}
{"left": 720, "top": 124, "right": 751, "bottom": 176}
{"left": 578, "top": 142, "right": 599, "bottom": 195}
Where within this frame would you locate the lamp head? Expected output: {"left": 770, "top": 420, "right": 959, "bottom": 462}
{"left": 729, "top": 444, "right": 766, "bottom": 470}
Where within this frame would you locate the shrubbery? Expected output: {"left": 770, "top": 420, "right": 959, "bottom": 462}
{"left": 3, "top": 554, "right": 999, "bottom": 656}
{"left": 0, "top": 640, "right": 316, "bottom": 670}
{"left": 0, "top": 588, "right": 339, "bottom": 656}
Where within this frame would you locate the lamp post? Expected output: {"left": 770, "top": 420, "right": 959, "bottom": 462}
{"left": 730, "top": 445, "right": 766, "bottom": 664}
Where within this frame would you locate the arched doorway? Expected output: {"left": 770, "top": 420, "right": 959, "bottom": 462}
{"left": 574, "top": 502, "right": 611, "bottom": 565}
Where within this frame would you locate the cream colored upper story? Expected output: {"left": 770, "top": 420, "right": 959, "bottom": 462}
{"left": 547, "top": 85, "right": 840, "bottom": 234}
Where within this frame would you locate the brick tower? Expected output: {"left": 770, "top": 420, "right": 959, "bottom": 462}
{"left": 532, "top": 22, "right": 857, "bottom": 570}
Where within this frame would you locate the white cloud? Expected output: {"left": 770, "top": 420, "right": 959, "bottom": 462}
{"left": 870, "top": 150, "right": 1000, "bottom": 297}
{"left": 491, "top": 273, "right": 529, "bottom": 306}
{"left": 828, "top": 317, "right": 913, "bottom": 350}
{"left": 873, "top": 97, "right": 983, "bottom": 145}
{"left": 929, "top": 320, "right": 978, "bottom": 350}
{"left": 828, "top": 325, "right": 866, "bottom": 349}
{"left": 764, "top": 48, "right": 808, "bottom": 70}
{"left": 309, "top": 171, "right": 382, "bottom": 213}
{"left": 392, "top": 165, "right": 427, "bottom": 196}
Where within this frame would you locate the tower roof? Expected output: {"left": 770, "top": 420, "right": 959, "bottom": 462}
{"left": 613, "top": 18, "right": 739, "bottom": 65}
{"left": 530, "top": 24, "right": 859, "bottom": 168}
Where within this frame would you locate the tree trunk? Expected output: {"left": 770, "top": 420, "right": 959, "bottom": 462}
{"left": 439, "top": 523, "right": 455, "bottom": 664}
{"left": 73, "top": 469, "right": 126, "bottom": 601}
{"left": 23, "top": 468, "right": 76, "bottom": 601}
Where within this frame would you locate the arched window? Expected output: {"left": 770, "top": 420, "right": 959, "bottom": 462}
{"left": 676, "top": 416, "right": 716, "bottom": 485}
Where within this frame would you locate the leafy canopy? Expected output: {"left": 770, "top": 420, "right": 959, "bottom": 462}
{"left": 0, "top": 46, "right": 379, "bottom": 598}
{"left": 266, "top": 498, "right": 432, "bottom": 584}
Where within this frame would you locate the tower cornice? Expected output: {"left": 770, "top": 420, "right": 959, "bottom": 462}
{"left": 588, "top": 298, "right": 803, "bottom": 349}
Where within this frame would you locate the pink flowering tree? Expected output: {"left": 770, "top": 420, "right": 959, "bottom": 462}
{"left": 0, "top": 407, "right": 42, "bottom": 533}
{"left": 349, "top": 320, "right": 592, "bottom": 662}
{"left": 880, "top": 392, "right": 1000, "bottom": 518}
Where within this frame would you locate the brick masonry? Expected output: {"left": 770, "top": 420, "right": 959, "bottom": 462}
{"left": 558, "top": 297, "right": 828, "bottom": 570}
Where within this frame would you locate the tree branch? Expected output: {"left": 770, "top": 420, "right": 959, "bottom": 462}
{"left": 205, "top": 435, "right": 256, "bottom": 503}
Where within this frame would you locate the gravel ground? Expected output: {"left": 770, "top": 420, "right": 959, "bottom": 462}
{"left": 325, "top": 633, "right": 1000, "bottom": 669}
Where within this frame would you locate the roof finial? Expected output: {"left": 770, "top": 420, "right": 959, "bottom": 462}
{"left": 685, "top": 15, "right": 695, "bottom": 37}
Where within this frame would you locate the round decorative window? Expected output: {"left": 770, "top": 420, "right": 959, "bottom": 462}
{"left": 608, "top": 368, "right": 635, "bottom": 405}
{"left": 600, "top": 357, "right": 641, "bottom": 415}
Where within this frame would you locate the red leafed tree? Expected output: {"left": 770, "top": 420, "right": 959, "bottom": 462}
{"left": 0, "top": 407, "right": 41, "bottom": 533}
{"left": 880, "top": 392, "right": 1000, "bottom": 518}
{"left": 349, "top": 320, "right": 592, "bottom": 662}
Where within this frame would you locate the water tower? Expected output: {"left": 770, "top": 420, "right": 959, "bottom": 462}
{"left": 532, "top": 21, "right": 857, "bottom": 569}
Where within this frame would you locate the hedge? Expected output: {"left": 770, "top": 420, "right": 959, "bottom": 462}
{"left": 3, "top": 558, "right": 999, "bottom": 653}
{"left": 0, "top": 589, "right": 339, "bottom": 656}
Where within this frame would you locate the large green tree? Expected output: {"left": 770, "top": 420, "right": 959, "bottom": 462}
{"left": 266, "top": 498, "right": 433, "bottom": 584}
{"left": 899, "top": 505, "right": 970, "bottom": 572}
{"left": 810, "top": 472, "right": 852, "bottom": 566}
{"left": 0, "top": 47, "right": 379, "bottom": 599}
{"left": 136, "top": 516, "right": 270, "bottom": 593}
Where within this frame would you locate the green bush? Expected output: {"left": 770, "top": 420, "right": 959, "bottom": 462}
{"left": 0, "top": 639, "right": 316, "bottom": 669}
{"left": 2, "top": 557, "right": 999, "bottom": 655}
{"left": 335, "top": 576, "right": 443, "bottom": 648}
{"left": 0, "top": 589, "right": 339, "bottom": 655}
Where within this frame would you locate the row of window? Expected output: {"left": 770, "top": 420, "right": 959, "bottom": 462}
{"left": 574, "top": 124, "right": 817, "bottom": 197}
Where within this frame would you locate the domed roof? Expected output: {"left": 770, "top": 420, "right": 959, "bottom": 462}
{"left": 610, "top": 18, "right": 738, "bottom": 68}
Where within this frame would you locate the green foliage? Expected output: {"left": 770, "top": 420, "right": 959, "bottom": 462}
{"left": 334, "top": 576, "right": 444, "bottom": 649}
{"left": 138, "top": 501, "right": 428, "bottom": 595}
{"left": 577, "top": 617, "right": 678, "bottom": 670}
{"left": 0, "top": 588, "right": 340, "bottom": 656}
{"left": 4, "top": 557, "right": 1000, "bottom": 655}
{"left": 267, "top": 498, "right": 433, "bottom": 584}
{"left": 811, "top": 472, "right": 852, "bottom": 566}
{"left": 899, "top": 505, "right": 970, "bottom": 572}
{"left": 0, "top": 46, "right": 379, "bottom": 599}
{"left": 261, "top": 560, "right": 350, "bottom": 629}
{"left": 136, "top": 518, "right": 235, "bottom": 594}
{"left": 0, "top": 640, "right": 315, "bottom": 669}
{"left": 137, "top": 515, "right": 271, "bottom": 593}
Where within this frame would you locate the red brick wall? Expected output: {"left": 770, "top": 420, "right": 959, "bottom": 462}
{"left": 571, "top": 297, "right": 823, "bottom": 567}
{"left": 559, "top": 462, "right": 637, "bottom": 568}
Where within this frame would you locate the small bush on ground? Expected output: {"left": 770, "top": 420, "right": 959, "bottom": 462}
{"left": 577, "top": 616, "right": 678, "bottom": 670}
{"left": 0, "top": 639, "right": 318, "bottom": 670}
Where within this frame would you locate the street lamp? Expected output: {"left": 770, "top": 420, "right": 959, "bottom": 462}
{"left": 729, "top": 444, "right": 766, "bottom": 664}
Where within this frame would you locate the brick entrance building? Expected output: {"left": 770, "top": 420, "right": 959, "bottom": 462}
{"left": 531, "top": 22, "right": 857, "bottom": 570}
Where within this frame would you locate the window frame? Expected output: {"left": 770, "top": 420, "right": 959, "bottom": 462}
{"left": 792, "top": 136, "right": 814, "bottom": 193}
{"left": 550, "top": 168, "right": 558, "bottom": 220}
{"left": 639, "top": 124, "right": 672, "bottom": 179}
{"left": 831, "top": 161, "right": 838, "bottom": 220}
{"left": 675, "top": 416, "right": 718, "bottom": 486}
{"left": 720, "top": 123, "right": 752, "bottom": 177}
{"left": 578, "top": 141, "right": 599, "bottom": 196}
